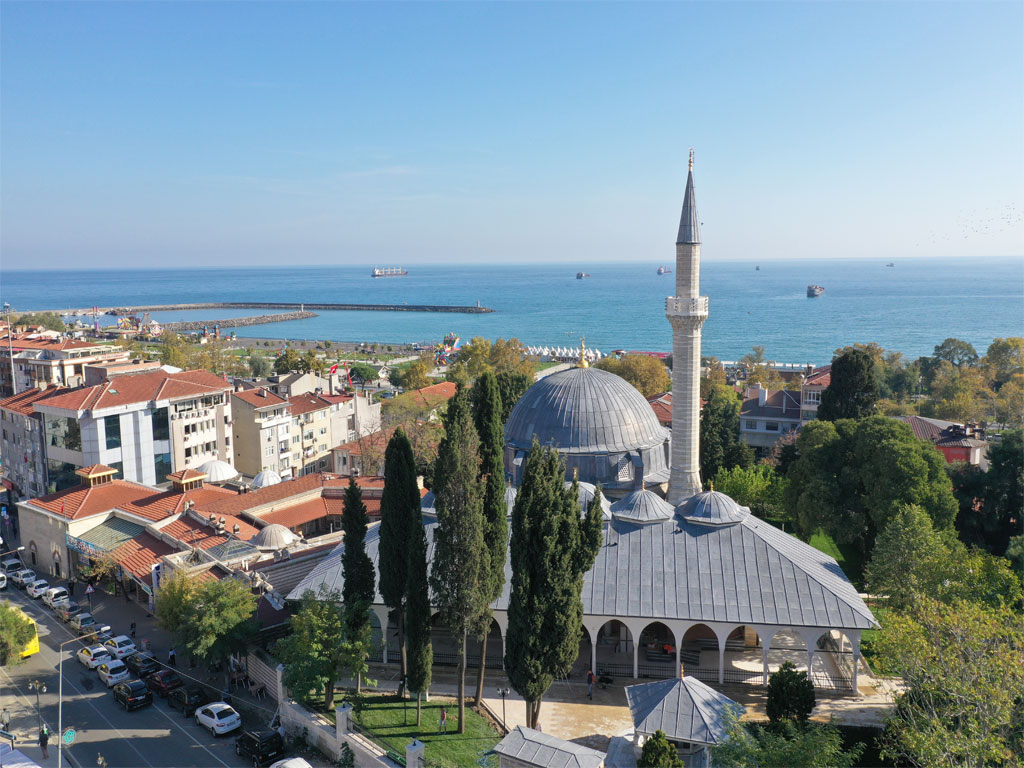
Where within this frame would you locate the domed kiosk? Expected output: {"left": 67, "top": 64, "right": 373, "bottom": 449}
{"left": 251, "top": 523, "right": 297, "bottom": 551}
{"left": 504, "top": 366, "right": 670, "bottom": 494}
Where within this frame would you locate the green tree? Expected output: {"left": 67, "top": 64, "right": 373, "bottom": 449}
{"left": 395, "top": 356, "right": 432, "bottom": 391}
{"left": 700, "top": 383, "right": 753, "bottom": 482}
{"left": 13, "top": 311, "right": 66, "bottom": 332}
{"left": 947, "top": 461, "right": 993, "bottom": 552}
{"left": 429, "top": 386, "right": 489, "bottom": 734}
{"left": 405, "top": 504, "right": 433, "bottom": 726}
{"left": 154, "top": 570, "right": 198, "bottom": 642}
{"left": 495, "top": 370, "right": 533, "bottom": 423}
{"left": 277, "top": 586, "right": 346, "bottom": 707}
{"left": 248, "top": 350, "right": 272, "bottom": 378}
{"left": 983, "top": 337, "right": 1024, "bottom": 389}
{"left": 348, "top": 362, "right": 381, "bottom": 387}
{"left": 300, "top": 349, "right": 323, "bottom": 375}
{"left": 341, "top": 476, "right": 376, "bottom": 693}
{"left": 449, "top": 337, "right": 534, "bottom": 382}
{"left": 982, "top": 430, "right": 1023, "bottom": 556}
{"left": 275, "top": 347, "right": 301, "bottom": 374}
{"left": 159, "top": 331, "right": 190, "bottom": 369}
{"left": 818, "top": 348, "right": 880, "bottom": 421}
{"left": 378, "top": 430, "right": 421, "bottom": 695}
{"left": 933, "top": 337, "right": 979, "bottom": 368}
{"left": 877, "top": 598, "right": 1024, "bottom": 768}
{"left": 595, "top": 355, "right": 671, "bottom": 398}
{"left": 505, "top": 441, "right": 602, "bottom": 729}
{"left": 766, "top": 661, "right": 816, "bottom": 723}
{"left": 712, "top": 464, "right": 788, "bottom": 521}
{"left": 712, "top": 714, "right": 862, "bottom": 768}
{"left": 471, "top": 371, "right": 509, "bottom": 706}
{"left": 0, "top": 601, "right": 36, "bottom": 665}
{"left": 638, "top": 730, "right": 684, "bottom": 767}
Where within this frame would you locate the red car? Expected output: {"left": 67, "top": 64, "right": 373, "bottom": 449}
{"left": 145, "top": 669, "right": 184, "bottom": 697}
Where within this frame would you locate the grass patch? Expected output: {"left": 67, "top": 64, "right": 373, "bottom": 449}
{"left": 808, "top": 529, "right": 865, "bottom": 587}
{"left": 859, "top": 603, "right": 895, "bottom": 676}
{"left": 534, "top": 361, "right": 561, "bottom": 372}
{"left": 332, "top": 692, "right": 501, "bottom": 768}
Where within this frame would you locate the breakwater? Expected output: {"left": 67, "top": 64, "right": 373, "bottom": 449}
{"left": 59, "top": 301, "right": 494, "bottom": 315}
{"left": 161, "top": 311, "right": 317, "bottom": 332}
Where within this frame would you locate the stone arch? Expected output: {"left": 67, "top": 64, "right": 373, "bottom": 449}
{"left": 28, "top": 540, "right": 37, "bottom": 566}
{"left": 52, "top": 551, "right": 62, "bottom": 579}
{"left": 812, "top": 629, "right": 861, "bottom": 691}
{"left": 718, "top": 625, "right": 767, "bottom": 685}
{"left": 763, "top": 627, "right": 808, "bottom": 678}
{"left": 679, "top": 623, "right": 722, "bottom": 683}
{"left": 637, "top": 621, "right": 679, "bottom": 679}
{"left": 592, "top": 619, "right": 635, "bottom": 679}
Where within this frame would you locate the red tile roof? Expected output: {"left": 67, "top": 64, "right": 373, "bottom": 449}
{"left": 804, "top": 365, "right": 831, "bottom": 387}
{"left": 233, "top": 388, "right": 289, "bottom": 408}
{"left": 36, "top": 369, "right": 231, "bottom": 412}
{"left": 287, "top": 392, "right": 331, "bottom": 417}
{"left": 195, "top": 473, "right": 383, "bottom": 517}
{"left": 646, "top": 393, "right": 673, "bottom": 427}
{"left": 167, "top": 468, "right": 207, "bottom": 483}
{"left": 5, "top": 337, "right": 110, "bottom": 352}
{"left": 120, "top": 485, "right": 237, "bottom": 522}
{"left": 0, "top": 385, "right": 68, "bottom": 416}
{"left": 161, "top": 510, "right": 259, "bottom": 550}
{"left": 334, "top": 428, "right": 394, "bottom": 455}
{"left": 29, "top": 480, "right": 158, "bottom": 521}
{"left": 112, "top": 533, "right": 179, "bottom": 579}
{"left": 261, "top": 497, "right": 337, "bottom": 528}
{"left": 396, "top": 381, "right": 457, "bottom": 410}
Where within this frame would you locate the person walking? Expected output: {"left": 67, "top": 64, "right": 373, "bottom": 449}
{"left": 1, "top": 706, "right": 11, "bottom": 731}
{"left": 130, "top": 620, "right": 136, "bottom": 639}
{"left": 439, "top": 707, "right": 448, "bottom": 735}
{"left": 39, "top": 725, "right": 49, "bottom": 759}
{"left": 587, "top": 669, "right": 595, "bottom": 700}
{"left": 168, "top": 647, "right": 177, "bottom": 667}
{"left": 68, "top": 578, "right": 76, "bottom": 596}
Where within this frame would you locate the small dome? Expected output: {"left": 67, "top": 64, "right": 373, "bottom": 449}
{"left": 198, "top": 460, "right": 239, "bottom": 483}
{"left": 678, "top": 490, "right": 750, "bottom": 526}
{"left": 251, "top": 524, "right": 297, "bottom": 550}
{"left": 565, "top": 481, "right": 612, "bottom": 521}
{"left": 251, "top": 470, "right": 282, "bottom": 490}
{"left": 611, "top": 488, "right": 674, "bottom": 525}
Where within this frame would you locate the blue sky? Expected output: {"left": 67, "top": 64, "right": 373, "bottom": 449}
{"left": 2, "top": 1, "right": 1021, "bottom": 268}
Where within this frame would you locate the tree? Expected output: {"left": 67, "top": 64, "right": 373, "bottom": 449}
{"left": 377, "top": 430, "right": 422, "bottom": 695}
{"left": 275, "top": 348, "right": 301, "bottom": 374}
{"left": 495, "top": 371, "right": 532, "bottom": 423}
{"left": 159, "top": 331, "right": 190, "bottom": 369}
{"left": 429, "top": 386, "right": 489, "bottom": 734}
{"left": 638, "top": 730, "right": 684, "bottom": 767}
{"left": 785, "top": 416, "right": 958, "bottom": 572}
{"left": 348, "top": 362, "right": 381, "bottom": 388}
{"left": 742, "top": 346, "right": 788, "bottom": 390}
{"left": 700, "top": 383, "right": 753, "bottom": 482}
{"left": 983, "top": 337, "right": 1024, "bottom": 389}
{"left": 405, "top": 504, "right": 433, "bottom": 726}
{"left": 248, "top": 350, "right": 271, "bottom": 378}
{"left": 877, "top": 598, "right": 1024, "bottom": 768}
{"left": 341, "top": 476, "right": 376, "bottom": 693}
{"left": 766, "top": 662, "right": 816, "bottom": 723}
{"left": 0, "top": 601, "right": 36, "bottom": 665}
{"left": 981, "top": 430, "right": 1023, "bottom": 556}
{"left": 300, "top": 349, "right": 324, "bottom": 375}
{"left": 155, "top": 570, "right": 199, "bottom": 643}
{"left": 277, "top": 587, "right": 347, "bottom": 707}
{"left": 393, "top": 357, "right": 431, "bottom": 391}
{"left": 933, "top": 337, "right": 979, "bottom": 368}
{"left": 817, "top": 348, "right": 879, "bottom": 421}
{"left": 184, "top": 578, "right": 257, "bottom": 684}
{"left": 470, "top": 371, "right": 509, "bottom": 706}
{"left": 712, "top": 464, "right": 788, "bottom": 522}
{"left": 594, "top": 355, "right": 671, "bottom": 398}
{"left": 711, "top": 714, "right": 862, "bottom": 768}
{"left": 14, "top": 311, "right": 66, "bottom": 332}
{"left": 505, "top": 441, "right": 602, "bottom": 729}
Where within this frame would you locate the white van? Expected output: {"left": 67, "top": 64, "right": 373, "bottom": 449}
{"left": 43, "top": 586, "right": 70, "bottom": 608}
{"left": 1, "top": 557, "right": 23, "bottom": 573}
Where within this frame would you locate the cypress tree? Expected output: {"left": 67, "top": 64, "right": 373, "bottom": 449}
{"left": 405, "top": 511, "right": 433, "bottom": 727}
{"left": 378, "top": 429, "right": 421, "bottom": 694}
{"left": 818, "top": 348, "right": 880, "bottom": 421}
{"left": 341, "top": 475, "right": 375, "bottom": 693}
{"left": 430, "top": 386, "right": 489, "bottom": 734}
{"left": 505, "top": 440, "right": 602, "bottom": 729}
{"left": 471, "top": 371, "right": 509, "bottom": 706}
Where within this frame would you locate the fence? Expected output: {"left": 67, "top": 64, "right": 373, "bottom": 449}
{"left": 246, "top": 649, "right": 283, "bottom": 703}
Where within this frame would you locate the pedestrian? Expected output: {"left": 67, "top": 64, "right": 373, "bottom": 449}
{"left": 587, "top": 669, "right": 595, "bottom": 700}
{"left": 68, "top": 578, "right": 76, "bottom": 596}
{"left": 130, "top": 620, "right": 136, "bottom": 639}
{"left": 439, "top": 707, "right": 448, "bottom": 734}
{"left": 168, "top": 647, "right": 177, "bottom": 667}
{"left": 39, "top": 726, "right": 49, "bottom": 758}
{"left": 0, "top": 706, "right": 10, "bottom": 731}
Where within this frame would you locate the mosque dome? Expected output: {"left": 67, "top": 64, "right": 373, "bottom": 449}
{"left": 566, "top": 481, "right": 612, "bottom": 521}
{"left": 610, "top": 488, "right": 674, "bottom": 525}
{"left": 198, "top": 460, "right": 239, "bottom": 483}
{"left": 504, "top": 366, "right": 670, "bottom": 492}
{"left": 251, "top": 523, "right": 298, "bottom": 550}
{"left": 678, "top": 490, "right": 750, "bottom": 526}
{"left": 251, "top": 469, "right": 282, "bottom": 490}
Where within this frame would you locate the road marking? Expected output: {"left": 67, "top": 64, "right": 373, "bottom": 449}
{"left": 151, "top": 703, "right": 232, "bottom": 768}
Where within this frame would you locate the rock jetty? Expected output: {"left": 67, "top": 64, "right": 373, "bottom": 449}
{"left": 162, "top": 311, "right": 317, "bottom": 332}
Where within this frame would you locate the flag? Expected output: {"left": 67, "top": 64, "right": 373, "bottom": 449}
{"left": 61, "top": 500, "right": 65, "bottom": 514}
{"left": 347, "top": 366, "right": 353, "bottom": 387}
{"left": 329, "top": 364, "right": 338, "bottom": 375}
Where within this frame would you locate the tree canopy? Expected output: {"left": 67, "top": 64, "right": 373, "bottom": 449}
{"left": 0, "top": 602, "right": 36, "bottom": 665}
{"left": 277, "top": 586, "right": 347, "bottom": 707}
{"left": 594, "top": 354, "right": 671, "bottom": 398}
{"left": 341, "top": 475, "right": 375, "bottom": 692}
{"left": 13, "top": 311, "right": 66, "bottom": 332}
{"left": 711, "top": 715, "right": 862, "bottom": 768}
{"left": 274, "top": 347, "right": 302, "bottom": 374}
{"left": 711, "top": 464, "right": 788, "bottom": 522}
{"left": 818, "top": 348, "right": 880, "bottom": 421}
{"left": 495, "top": 370, "right": 533, "bottom": 423}
{"left": 638, "top": 730, "right": 684, "bottom": 767}
{"left": 933, "top": 337, "right": 979, "bottom": 368}
{"left": 766, "top": 662, "right": 816, "bottom": 723}
{"left": 700, "top": 383, "right": 754, "bottom": 482}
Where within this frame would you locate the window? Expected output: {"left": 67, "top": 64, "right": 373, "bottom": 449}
{"left": 47, "top": 459, "right": 79, "bottom": 492}
{"left": 45, "top": 416, "right": 82, "bottom": 452}
{"left": 765, "top": 422, "right": 779, "bottom": 431}
{"left": 292, "top": 435, "right": 300, "bottom": 444}
{"left": 319, "top": 427, "right": 327, "bottom": 435}
{"left": 185, "top": 447, "right": 192, "bottom": 458}
{"left": 745, "top": 420, "right": 757, "bottom": 430}
{"left": 803, "top": 390, "right": 821, "bottom": 405}
{"left": 104, "top": 415, "right": 121, "bottom": 450}
{"left": 279, "top": 441, "right": 289, "bottom": 453}
{"left": 109, "top": 460, "right": 124, "bottom": 478}
{"left": 265, "top": 446, "right": 275, "bottom": 457}
{"left": 151, "top": 407, "right": 169, "bottom": 441}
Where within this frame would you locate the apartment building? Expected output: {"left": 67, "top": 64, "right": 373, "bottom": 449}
{"left": 231, "top": 388, "right": 294, "bottom": 479}
{"left": 0, "top": 385, "right": 66, "bottom": 499}
{"left": 800, "top": 365, "right": 831, "bottom": 422}
{"left": 739, "top": 384, "right": 802, "bottom": 454}
{"left": 0, "top": 334, "right": 130, "bottom": 397}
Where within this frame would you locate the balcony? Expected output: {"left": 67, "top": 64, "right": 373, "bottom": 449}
{"left": 665, "top": 296, "right": 709, "bottom": 317}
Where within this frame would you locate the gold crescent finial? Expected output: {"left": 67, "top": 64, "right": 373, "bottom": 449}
{"left": 689, "top": 148, "right": 694, "bottom": 172}
{"left": 709, "top": 480, "right": 714, "bottom": 492}
{"left": 579, "top": 336, "right": 588, "bottom": 368}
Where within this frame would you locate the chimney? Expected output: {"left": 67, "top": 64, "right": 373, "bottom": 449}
{"left": 757, "top": 385, "right": 767, "bottom": 407}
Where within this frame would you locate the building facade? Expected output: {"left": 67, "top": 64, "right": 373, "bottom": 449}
{"left": 231, "top": 388, "right": 294, "bottom": 479}
{"left": 739, "top": 384, "right": 802, "bottom": 453}
{"left": 0, "top": 335, "right": 130, "bottom": 398}
{"left": 0, "top": 386, "right": 66, "bottom": 499}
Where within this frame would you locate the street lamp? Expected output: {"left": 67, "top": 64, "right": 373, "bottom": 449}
{"left": 58, "top": 629, "right": 103, "bottom": 768}
{"left": 3, "top": 303, "right": 16, "bottom": 396}
{"left": 27, "top": 680, "right": 46, "bottom": 729}
{"left": 497, "top": 687, "right": 510, "bottom": 733}
{"left": 0, "top": 546, "right": 25, "bottom": 559}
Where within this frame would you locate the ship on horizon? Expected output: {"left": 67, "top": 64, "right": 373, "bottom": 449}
{"left": 657, "top": 265, "right": 673, "bottom": 275}
{"left": 371, "top": 267, "right": 408, "bottom": 278}
{"left": 807, "top": 284, "right": 825, "bottom": 297}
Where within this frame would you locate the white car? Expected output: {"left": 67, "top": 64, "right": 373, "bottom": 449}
{"left": 194, "top": 703, "right": 242, "bottom": 736}
{"left": 77, "top": 645, "right": 113, "bottom": 669}
{"left": 26, "top": 579, "right": 50, "bottom": 598}
{"left": 97, "top": 660, "right": 130, "bottom": 688}
{"left": 11, "top": 569, "right": 36, "bottom": 588}
{"left": 269, "top": 760, "right": 313, "bottom": 768}
{"left": 103, "top": 635, "right": 137, "bottom": 660}
{"left": 0, "top": 557, "right": 24, "bottom": 573}
{"left": 0, "top": 573, "right": 6, "bottom": 590}
{"left": 42, "top": 586, "right": 70, "bottom": 608}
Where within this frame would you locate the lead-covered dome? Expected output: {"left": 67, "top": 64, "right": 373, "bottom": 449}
{"left": 504, "top": 367, "right": 671, "bottom": 492}
{"left": 611, "top": 488, "right": 674, "bottom": 525}
{"left": 251, "top": 523, "right": 297, "bottom": 550}
{"left": 678, "top": 490, "right": 750, "bottom": 526}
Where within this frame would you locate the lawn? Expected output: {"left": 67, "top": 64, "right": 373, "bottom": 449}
{"left": 808, "top": 529, "right": 865, "bottom": 588}
{"left": 331, "top": 693, "right": 501, "bottom": 768}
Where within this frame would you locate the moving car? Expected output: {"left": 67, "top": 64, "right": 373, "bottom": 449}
{"left": 145, "top": 669, "right": 184, "bottom": 697}
{"left": 56, "top": 601, "right": 83, "bottom": 623}
{"left": 112, "top": 680, "right": 153, "bottom": 711}
{"left": 26, "top": 579, "right": 50, "bottom": 598}
{"left": 103, "top": 635, "right": 137, "bottom": 660}
{"left": 124, "top": 652, "right": 159, "bottom": 677}
{"left": 168, "top": 686, "right": 210, "bottom": 718}
{"left": 234, "top": 729, "right": 286, "bottom": 767}
{"left": 42, "top": 586, "right": 70, "bottom": 608}
{"left": 10, "top": 569, "right": 35, "bottom": 588}
{"left": 97, "top": 660, "right": 130, "bottom": 688}
{"left": 195, "top": 703, "right": 242, "bottom": 737}
{"left": 77, "top": 645, "right": 113, "bottom": 669}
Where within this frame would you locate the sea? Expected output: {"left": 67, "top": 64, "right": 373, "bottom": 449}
{"left": 1, "top": 258, "right": 1021, "bottom": 365}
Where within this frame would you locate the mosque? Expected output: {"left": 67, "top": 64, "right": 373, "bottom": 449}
{"left": 291, "top": 153, "right": 876, "bottom": 694}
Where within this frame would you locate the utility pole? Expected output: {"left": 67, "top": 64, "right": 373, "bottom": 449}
{"left": 3, "top": 303, "right": 16, "bottom": 396}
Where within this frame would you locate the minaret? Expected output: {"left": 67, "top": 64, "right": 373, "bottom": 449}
{"left": 666, "top": 149, "right": 708, "bottom": 505}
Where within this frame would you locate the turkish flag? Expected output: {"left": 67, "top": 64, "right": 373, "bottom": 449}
{"left": 329, "top": 364, "right": 338, "bottom": 374}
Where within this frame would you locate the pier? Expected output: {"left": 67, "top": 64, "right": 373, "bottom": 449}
{"left": 53, "top": 301, "right": 494, "bottom": 315}
{"left": 161, "top": 310, "right": 318, "bottom": 331}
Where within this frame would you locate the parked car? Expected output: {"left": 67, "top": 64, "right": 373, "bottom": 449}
{"left": 268, "top": 760, "right": 312, "bottom": 768}
{"left": 10, "top": 569, "right": 35, "bottom": 588}
{"left": 97, "top": 660, "right": 130, "bottom": 688}
{"left": 77, "top": 645, "right": 113, "bottom": 669}
{"left": 235, "top": 729, "right": 286, "bottom": 767}
{"left": 195, "top": 703, "right": 242, "bottom": 737}
{"left": 145, "top": 669, "right": 183, "bottom": 697}
{"left": 124, "top": 652, "right": 159, "bottom": 678}
{"left": 56, "top": 601, "right": 83, "bottom": 623}
{"left": 42, "top": 586, "right": 70, "bottom": 608}
{"left": 0, "top": 573, "right": 6, "bottom": 590}
{"left": 70, "top": 612, "right": 98, "bottom": 634}
{"left": 112, "top": 680, "right": 153, "bottom": 711}
{"left": 0, "top": 557, "right": 24, "bottom": 573}
{"left": 103, "top": 635, "right": 137, "bottom": 660}
{"left": 168, "top": 686, "right": 211, "bottom": 718}
{"left": 26, "top": 579, "right": 50, "bottom": 598}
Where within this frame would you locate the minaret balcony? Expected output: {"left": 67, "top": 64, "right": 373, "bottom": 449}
{"left": 665, "top": 296, "right": 709, "bottom": 318}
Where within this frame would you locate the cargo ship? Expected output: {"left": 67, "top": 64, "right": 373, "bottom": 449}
{"left": 807, "top": 284, "right": 825, "bottom": 297}
{"left": 576, "top": 272, "right": 590, "bottom": 279}
{"left": 371, "top": 267, "right": 408, "bottom": 278}
{"left": 657, "top": 265, "right": 673, "bottom": 275}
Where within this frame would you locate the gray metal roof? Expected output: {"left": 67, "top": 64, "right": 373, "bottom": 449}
{"left": 77, "top": 517, "right": 146, "bottom": 552}
{"left": 289, "top": 506, "right": 875, "bottom": 631}
{"left": 625, "top": 678, "right": 742, "bottom": 745}
{"left": 611, "top": 489, "right": 674, "bottom": 525}
{"left": 676, "top": 168, "right": 700, "bottom": 245}
{"left": 493, "top": 726, "right": 606, "bottom": 768}
{"left": 569, "top": 481, "right": 612, "bottom": 521}
{"left": 678, "top": 491, "right": 750, "bottom": 526}
{"left": 505, "top": 367, "right": 669, "bottom": 455}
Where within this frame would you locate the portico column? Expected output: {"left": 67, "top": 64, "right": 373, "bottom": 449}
{"left": 807, "top": 647, "right": 816, "bottom": 681}
{"left": 718, "top": 639, "right": 725, "bottom": 685}
{"left": 762, "top": 645, "right": 770, "bottom": 687}
{"left": 591, "top": 639, "right": 598, "bottom": 676}
{"left": 633, "top": 642, "right": 639, "bottom": 680}
{"left": 676, "top": 644, "right": 682, "bottom": 678}
{"left": 851, "top": 634, "right": 861, "bottom": 694}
